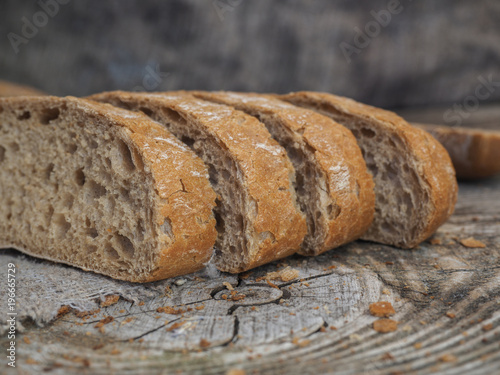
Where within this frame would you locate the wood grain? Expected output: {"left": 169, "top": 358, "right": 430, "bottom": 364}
{"left": 2, "top": 173, "right": 499, "bottom": 374}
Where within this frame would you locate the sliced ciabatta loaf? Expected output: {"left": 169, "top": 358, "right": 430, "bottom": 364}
{"left": 89, "top": 91, "right": 307, "bottom": 273}
{"left": 0, "top": 80, "right": 46, "bottom": 97}
{"left": 280, "top": 92, "right": 458, "bottom": 249}
{"left": 0, "top": 96, "right": 217, "bottom": 282}
{"left": 191, "top": 91, "right": 375, "bottom": 256}
{"left": 414, "top": 123, "right": 500, "bottom": 179}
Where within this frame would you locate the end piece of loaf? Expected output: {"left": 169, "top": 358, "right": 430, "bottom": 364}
{"left": 89, "top": 91, "right": 307, "bottom": 273}
{"left": 192, "top": 91, "right": 375, "bottom": 256}
{"left": 0, "top": 96, "right": 217, "bottom": 282}
{"left": 414, "top": 123, "right": 500, "bottom": 179}
{"left": 280, "top": 91, "right": 458, "bottom": 249}
{"left": 0, "top": 80, "right": 46, "bottom": 97}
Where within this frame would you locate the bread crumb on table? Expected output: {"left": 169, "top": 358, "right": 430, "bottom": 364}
{"left": 223, "top": 281, "right": 234, "bottom": 291}
{"left": 199, "top": 339, "right": 211, "bottom": 348}
{"left": 429, "top": 238, "right": 442, "bottom": 245}
{"left": 157, "top": 306, "right": 185, "bottom": 315}
{"left": 166, "top": 321, "right": 185, "bottom": 331}
{"left": 94, "top": 316, "right": 114, "bottom": 329}
{"left": 446, "top": 312, "right": 456, "bottom": 319}
{"left": 439, "top": 354, "right": 457, "bottom": 363}
{"left": 292, "top": 337, "right": 311, "bottom": 347}
{"left": 460, "top": 237, "right": 486, "bottom": 248}
{"left": 100, "top": 295, "right": 120, "bottom": 307}
{"left": 56, "top": 305, "right": 71, "bottom": 318}
{"left": 373, "top": 319, "right": 398, "bottom": 333}
{"left": 226, "top": 369, "right": 246, "bottom": 375}
{"left": 369, "top": 302, "right": 396, "bottom": 317}
{"left": 482, "top": 323, "right": 494, "bottom": 331}
{"left": 256, "top": 266, "right": 300, "bottom": 282}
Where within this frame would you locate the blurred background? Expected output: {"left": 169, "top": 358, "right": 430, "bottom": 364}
{"left": 1, "top": 0, "right": 499, "bottom": 113}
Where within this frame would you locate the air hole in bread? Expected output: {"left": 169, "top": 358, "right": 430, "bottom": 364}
{"left": 116, "top": 234, "right": 135, "bottom": 258}
{"left": 17, "top": 111, "right": 31, "bottom": 120}
{"left": 401, "top": 191, "right": 412, "bottom": 213}
{"left": 86, "top": 227, "right": 98, "bottom": 239}
{"left": 381, "top": 221, "right": 397, "bottom": 235}
{"left": 361, "top": 128, "right": 376, "bottom": 138}
{"left": 75, "top": 168, "right": 85, "bottom": 186}
{"left": 139, "top": 107, "right": 153, "bottom": 116}
{"left": 113, "top": 140, "right": 136, "bottom": 173}
{"left": 136, "top": 219, "right": 145, "bottom": 242}
{"left": 62, "top": 193, "right": 74, "bottom": 209}
{"left": 208, "top": 164, "right": 218, "bottom": 185}
{"left": 385, "top": 163, "right": 398, "bottom": 182}
{"left": 105, "top": 245, "right": 120, "bottom": 260}
{"left": 85, "top": 180, "right": 106, "bottom": 201}
{"left": 327, "top": 203, "right": 341, "bottom": 220}
{"left": 104, "top": 196, "right": 115, "bottom": 213}
{"left": 119, "top": 187, "right": 130, "bottom": 201}
{"left": 214, "top": 208, "right": 224, "bottom": 232}
{"left": 39, "top": 107, "right": 60, "bottom": 125}
{"left": 66, "top": 143, "right": 77, "bottom": 154}
{"left": 45, "top": 205, "right": 54, "bottom": 225}
{"left": 180, "top": 135, "right": 195, "bottom": 148}
{"left": 53, "top": 214, "right": 71, "bottom": 238}
{"left": 114, "top": 99, "right": 132, "bottom": 110}
{"left": 9, "top": 142, "right": 20, "bottom": 152}
{"left": 87, "top": 245, "right": 97, "bottom": 254}
{"left": 89, "top": 140, "right": 98, "bottom": 149}
{"left": 221, "top": 169, "right": 231, "bottom": 181}
{"left": 162, "top": 108, "right": 186, "bottom": 125}
{"left": 45, "top": 163, "right": 54, "bottom": 180}
{"left": 0, "top": 146, "right": 5, "bottom": 162}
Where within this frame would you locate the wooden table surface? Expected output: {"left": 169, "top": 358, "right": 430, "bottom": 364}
{"left": 3, "top": 177, "right": 499, "bottom": 375}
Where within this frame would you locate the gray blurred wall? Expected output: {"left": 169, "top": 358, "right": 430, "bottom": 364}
{"left": 1, "top": 0, "right": 499, "bottom": 109}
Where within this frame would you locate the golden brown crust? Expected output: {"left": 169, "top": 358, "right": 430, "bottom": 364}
{"left": 0, "top": 80, "right": 46, "bottom": 97}
{"left": 0, "top": 96, "right": 217, "bottom": 282}
{"left": 89, "top": 91, "right": 307, "bottom": 272}
{"left": 414, "top": 123, "right": 500, "bottom": 179}
{"left": 191, "top": 91, "right": 375, "bottom": 255}
{"left": 280, "top": 91, "right": 458, "bottom": 248}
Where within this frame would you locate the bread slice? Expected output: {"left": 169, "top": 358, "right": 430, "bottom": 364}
{"left": 280, "top": 92, "right": 458, "bottom": 249}
{"left": 0, "top": 96, "right": 217, "bottom": 282}
{"left": 89, "top": 91, "right": 307, "bottom": 273}
{"left": 0, "top": 80, "right": 46, "bottom": 97}
{"left": 414, "top": 123, "right": 500, "bottom": 179}
{"left": 191, "top": 91, "right": 375, "bottom": 255}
